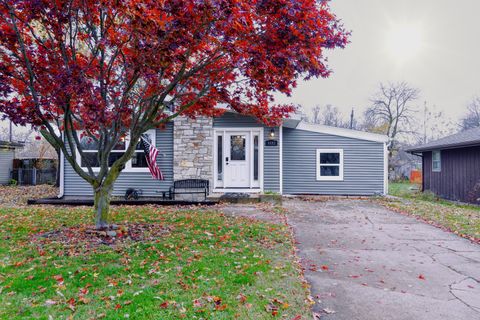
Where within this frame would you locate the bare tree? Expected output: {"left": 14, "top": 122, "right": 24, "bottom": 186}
{"left": 417, "top": 101, "right": 455, "bottom": 144}
{"left": 306, "top": 105, "right": 357, "bottom": 129}
{"left": 322, "top": 105, "right": 347, "bottom": 127}
{"left": 366, "top": 82, "right": 420, "bottom": 152}
{"left": 460, "top": 96, "right": 480, "bottom": 131}
{"left": 312, "top": 105, "right": 322, "bottom": 124}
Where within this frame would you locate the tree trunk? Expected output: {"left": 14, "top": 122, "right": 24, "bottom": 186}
{"left": 94, "top": 184, "right": 113, "bottom": 230}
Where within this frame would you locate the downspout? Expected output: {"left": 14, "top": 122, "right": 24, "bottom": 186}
{"left": 58, "top": 133, "right": 65, "bottom": 198}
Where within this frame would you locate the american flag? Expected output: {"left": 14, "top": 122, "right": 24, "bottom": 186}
{"left": 140, "top": 134, "right": 164, "bottom": 180}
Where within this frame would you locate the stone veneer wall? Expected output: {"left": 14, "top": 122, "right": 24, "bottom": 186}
{"left": 173, "top": 116, "right": 213, "bottom": 189}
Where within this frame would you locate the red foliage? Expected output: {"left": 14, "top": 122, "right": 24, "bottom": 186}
{"left": 0, "top": 0, "right": 348, "bottom": 130}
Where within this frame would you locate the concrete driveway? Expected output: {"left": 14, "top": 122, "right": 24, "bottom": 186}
{"left": 284, "top": 199, "right": 480, "bottom": 320}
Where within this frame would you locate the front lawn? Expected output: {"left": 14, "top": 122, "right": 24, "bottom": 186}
{"left": 380, "top": 182, "right": 480, "bottom": 242}
{"left": 0, "top": 205, "right": 309, "bottom": 319}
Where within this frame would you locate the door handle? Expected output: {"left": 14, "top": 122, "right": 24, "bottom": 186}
{"left": 225, "top": 157, "right": 229, "bottom": 165}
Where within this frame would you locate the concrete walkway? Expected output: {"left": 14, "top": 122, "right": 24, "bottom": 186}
{"left": 284, "top": 199, "right": 480, "bottom": 320}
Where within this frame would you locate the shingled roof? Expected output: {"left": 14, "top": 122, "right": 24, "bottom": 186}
{"left": 406, "top": 127, "right": 480, "bottom": 153}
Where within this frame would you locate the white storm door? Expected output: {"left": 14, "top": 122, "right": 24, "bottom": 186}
{"left": 224, "top": 132, "right": 250, "bottom": 188}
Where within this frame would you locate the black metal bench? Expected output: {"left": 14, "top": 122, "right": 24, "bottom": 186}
{"left": 169, "top": 179, "right": 209, "bottom": 200}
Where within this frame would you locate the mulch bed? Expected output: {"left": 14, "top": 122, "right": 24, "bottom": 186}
{"left": 32, "top": 223, "right": 173, "bottom": 256}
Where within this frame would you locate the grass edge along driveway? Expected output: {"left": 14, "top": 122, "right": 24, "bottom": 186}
{"left": 377, "top": 182, "right": 479, "bottom": 242}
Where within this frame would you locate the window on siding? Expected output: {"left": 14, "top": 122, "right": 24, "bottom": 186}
{"left": 78, "top": 130, "right": 155, "bottom": 172}
{"left": 316, "top": 149, "right": 344, "bottom": 181}
{"left": 432, "top": 150, "right": 441, "bottom": 172}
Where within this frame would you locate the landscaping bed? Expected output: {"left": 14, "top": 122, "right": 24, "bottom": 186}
{"left": 0, "top": 205, "right": 310, "bottom": 319}
{"left": 0, "top": 185, "right": 58, "bottom": 206}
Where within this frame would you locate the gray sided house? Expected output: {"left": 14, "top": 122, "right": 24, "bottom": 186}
{"left": 59, "top": 112, "right": 388, "bottom": 198}
{"left": 0, "top": 140, "right": 23, "bottom": 185}
{"left": 406, "top": 127, "right": 480, "bottom": 204}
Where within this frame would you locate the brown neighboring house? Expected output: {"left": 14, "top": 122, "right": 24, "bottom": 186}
{"left": 406, "top": 127, "right": 480, "bottom": 204}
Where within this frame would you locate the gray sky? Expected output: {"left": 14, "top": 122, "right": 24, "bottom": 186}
{"left": 275, "top": 0, "right": 480, "bottom": 123}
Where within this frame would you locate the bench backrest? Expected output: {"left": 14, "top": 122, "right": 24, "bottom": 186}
{"left": 173, "top": 179, "right": 209, "bottom": 189}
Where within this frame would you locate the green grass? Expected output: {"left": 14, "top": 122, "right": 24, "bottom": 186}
{"left": 0, "top": 206, "right": 310, "bottom": 319}
{"left": 389, "top": 181, "right": 420, "bottom": 198}
{"left": 381, "top": 182, "right": 480, "bottom": 241}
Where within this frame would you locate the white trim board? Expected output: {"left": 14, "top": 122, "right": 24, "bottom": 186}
{"left": 296, "top": 121, "right": 389, "bottom": 143}
{"left": 59, "top": 133, "right": 65, "bottom": 198}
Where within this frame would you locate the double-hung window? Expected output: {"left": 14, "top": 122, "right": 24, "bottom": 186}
{"left": 432, "top": 150, "right": 441, "bottom": 172}
{"left": 316, "top": 149, "right": 344, "bottom": 181}
{"left": 77, "top": 130, "right": 156, "bottom": 172}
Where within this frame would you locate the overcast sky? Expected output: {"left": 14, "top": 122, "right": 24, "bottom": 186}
{"left": 275, "top": 0, "right": 480, "bottom": 123}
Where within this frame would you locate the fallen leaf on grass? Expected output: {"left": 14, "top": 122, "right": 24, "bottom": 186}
{"left": 265, "top": 302, "right": 279, "bottom": 316}
{"left": 45, "top": 299, "right": 57, "bottom": 306}
{"left": 236, "top": 293, "right": 247, "bottom": 304}
{"left": 193, "top": 299, "right": 203, "bottom": 308}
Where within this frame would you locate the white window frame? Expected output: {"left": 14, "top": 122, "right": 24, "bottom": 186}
{"left": 76, "top": 129, "right": 156, "bottom": 173}
{"left": 432, "top": 150, "right": 441, "bottom": 172}
{"left": 316, "top": 149, "right": 344, "bottom": 181}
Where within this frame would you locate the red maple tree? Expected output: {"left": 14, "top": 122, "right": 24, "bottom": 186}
{"left": 0, "top": 0, "right": 348, "bottom": 228}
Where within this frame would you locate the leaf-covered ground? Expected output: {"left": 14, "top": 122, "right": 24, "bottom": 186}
{"left": 0, "top": 185, "right": 58, "bottom": 206}
{"left": 0, "top": 205, "right": 310, "bottom": 319}
{"left": 378, "top": 182, "right": 480, "bottom": 242}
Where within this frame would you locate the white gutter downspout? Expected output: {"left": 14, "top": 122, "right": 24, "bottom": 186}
{"left": 279, "top": 125, "right": 283, "bottom": 195}
{"left": 58, "top": 133, "right": 65, "bottom": 198}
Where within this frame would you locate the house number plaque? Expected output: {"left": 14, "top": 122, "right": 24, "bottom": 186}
{"left": 265, "top": 139, "right": 278, "bottom": 146}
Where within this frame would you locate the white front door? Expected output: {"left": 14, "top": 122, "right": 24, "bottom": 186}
{"left": 224, "top": 132, "right": 250, "bottom": 188}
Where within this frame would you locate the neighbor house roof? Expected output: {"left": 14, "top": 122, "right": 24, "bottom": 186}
{"left": 0, "top": 140, "right": 24, "bottom": 150}
{"left": 405, "top": 127, "right": 480, "bottom": 153}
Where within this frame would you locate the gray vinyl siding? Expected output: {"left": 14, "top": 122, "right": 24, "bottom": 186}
{"left": 0, "top": 149, "right": 14, "bottom": 184}
{"left": 263, "top": 127, "right": 280, "bottom": 192}
{"left": 282, "top": 128, "right": 384, "bottom": 195}
{"left": 63, "top": 123, "right": 174, "bottom": 197}
{"left": 213, "top": 113, "right": 280, "bottom": 192}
